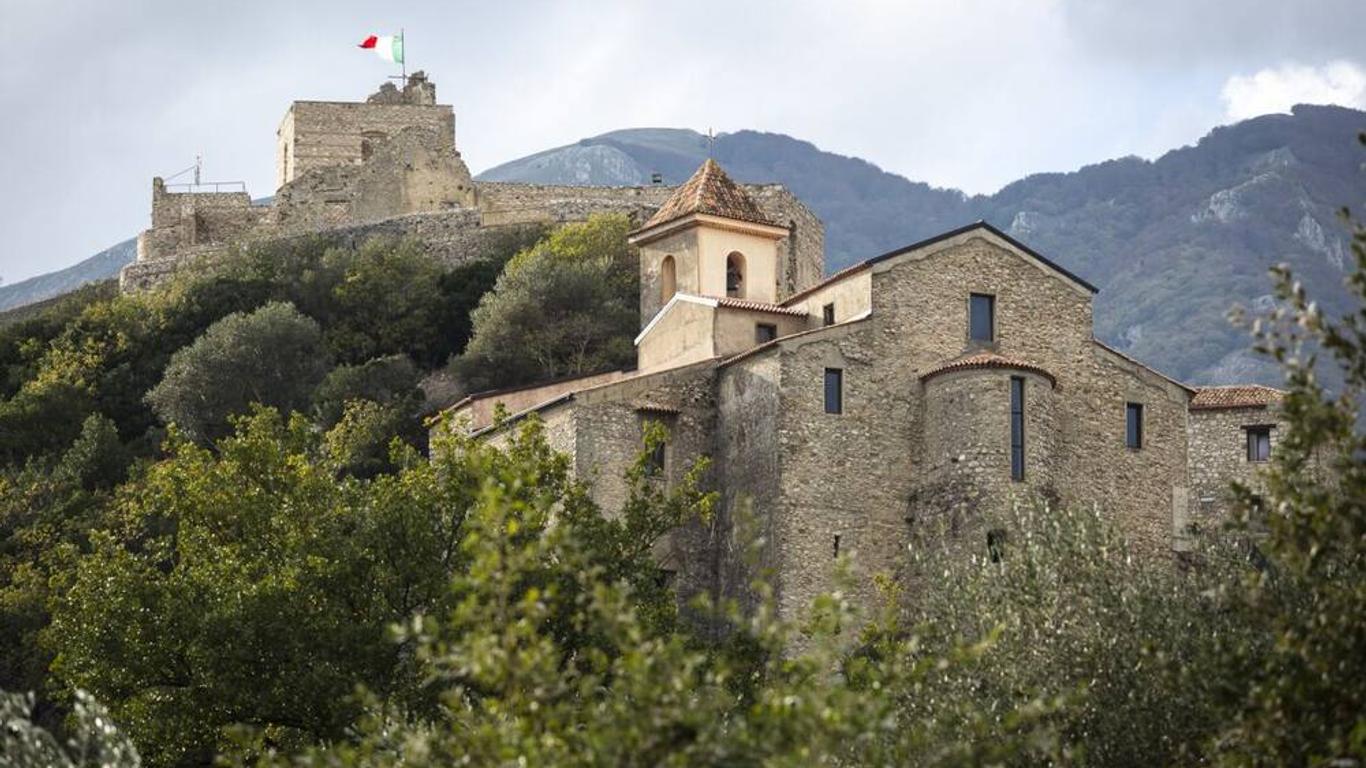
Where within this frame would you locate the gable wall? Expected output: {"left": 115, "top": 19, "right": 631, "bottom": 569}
{"left": 746, "top": 234, "right": 1196, "bottom": 616}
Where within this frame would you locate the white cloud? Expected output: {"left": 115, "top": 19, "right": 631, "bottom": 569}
{"left": 1221, "top": 60, "right": 1366, "bottom": 121}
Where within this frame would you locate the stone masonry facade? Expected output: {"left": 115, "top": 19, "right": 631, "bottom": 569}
{"left": 447, "top": 158, "right": 1289, "bottom": 625}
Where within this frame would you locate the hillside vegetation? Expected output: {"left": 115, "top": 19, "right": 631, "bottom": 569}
{"left": 0, "top": 198, "right": 1361, "bottom": 765}
{"left": 1, "top": 145, "right": 1364, "bottom": 766}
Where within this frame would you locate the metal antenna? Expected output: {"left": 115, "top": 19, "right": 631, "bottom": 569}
{"left": 707, "top": 128, "right": 714, "bottom": 158}
{"left": 194, "top": 154, "right": 202, "bottom": 186}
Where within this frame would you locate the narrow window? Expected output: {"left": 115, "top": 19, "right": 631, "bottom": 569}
{"left": 1126, "top": 402, "right": 1144, "bottom": 449}
{"left": 970, "top": 293, "right": 995, "bottom": 342}
{"left": 833, "top": 534, "right": 841, "bottom": 558}
{"left": 726, "top": 252, "right": 745, "bottom": 298}
{"left": 646, "top": 440, "right": 666, "bottom": 474}
{"left": 660, "top": 255, "right": 676, "bottom": 302}
{"left": 986, "top": 528, "right": 1007, "bottom": 563}
{"left": 822, "top": 303, "right": 835, "bottom": 326}
{"left": 1246, "top": 426, "right": 1271, "bottom": 462}
{"left": 641, "top": 416, "right": 669, "bottom": 475}
{"left": 824, "top": 368, "right": 843, "bottom": 414}
{"left": 1009, "top": 376, "right": 1025, "bottom": 481}
{"left": 755, "top": 323, "right": 777, "bottom": 343}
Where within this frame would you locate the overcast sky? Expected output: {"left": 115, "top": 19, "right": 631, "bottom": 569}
{"left": 1, "top": 0, "right": 1364, "bottom": 284}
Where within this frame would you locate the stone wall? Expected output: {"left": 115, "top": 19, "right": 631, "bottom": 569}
{"left": 1186, "top": 405, "right": 1281, "bottom": 537}
{"left": 917, "top": 367, "right": 1060, "bottom": 532}
{"left": 277, "top": 76, "right": 454, "bottom": 189}
{"left": 748, "top": 230, "right": 1191, "bottom": 618}
{"left": 715, "top": 353, "right": 785, "bottom": 619}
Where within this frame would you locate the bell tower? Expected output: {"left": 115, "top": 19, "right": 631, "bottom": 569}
{"left": 628, "top": 159, "right": 790, "bottom": 327}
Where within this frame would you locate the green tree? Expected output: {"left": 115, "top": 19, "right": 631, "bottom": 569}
{"left": 255, "top": 423, "right": 1060, "bottom": 768}
{"left": 451, "top": 214, "right": 639, "bottom": 393}
{"left": 0, "top": 414, "right": 125, "bottom": 729}
{"left": 311, "top": 354, "right": 422, "bottom": 430}
{"left": 323, "top": 238, "right": 449, "bottom": 367}
{"left": 1207, "top": 134, "right": 1366, "bottom": 765}
{"left": 0, "top": 687, "right": 140, "bottom": 768}
{"left": 145, "top": 302, "right": 327, "bottom": 444}
{"left": 47, "top": 409, "right": 695, "bottom": 766}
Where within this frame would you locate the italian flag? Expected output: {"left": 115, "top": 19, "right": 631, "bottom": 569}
{"left": 358, "top": 33, "right": 404, "bottom": 63}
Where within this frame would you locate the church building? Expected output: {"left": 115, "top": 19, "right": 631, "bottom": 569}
{"left": 444, "top": 156, "right": 1287, "bottom": 621}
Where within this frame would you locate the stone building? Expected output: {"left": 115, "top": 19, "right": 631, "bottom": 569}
{"left": 120, "top": 73, "right": 820, "bottom": 293}
{"left": 444, "top": 158, "right": 1287, "bottom": 621}
{"left": 124, "top": 71, "right": 1288, "bottom": 621}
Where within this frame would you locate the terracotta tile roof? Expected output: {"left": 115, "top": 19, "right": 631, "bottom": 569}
{"left": 715, "top": 296, "right": 808, "bottom": 316}
{"left": 920, "top": 351, "right": 1057, "bottom": 387}
{"left": 636, "top": 159, "right": 776, "bottom": 231}
{"left": 1190, "top": 385, "right": 1284, "bottom": 410}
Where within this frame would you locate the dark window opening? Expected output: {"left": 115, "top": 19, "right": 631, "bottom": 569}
{"left": 987, "top": 528, "right": 1007, "bottom": 563}
{"left": 822, "top": 303, "right": 835, "bottom": 326}
{"left": 641, "top": 416, "right": 670, "bottom": 475}
{"left": 646, "top": 441, "right": 666, "bottom": 474}
{"left": 833, "top": 534, "right": 841, "bottom": 558}
{"left": 360, "top": 130, "right": 387, "bottom": 162}
{"left": 824, "top": 368, "right": 843, "bottom": 414}
{"left": 756, "top": 323, "right": 778, "bottom": 343}
{"left": 1009, "top": 376, "right": 1025, "bottom": 481}
{"left": 970, "top": 293, "right": 995, "bottom": 342}
{"left": 726, "top": 252, "right": 745, "bottom": 298}
{"left": 1126, "top": 402, "right": 1144, "bottom": 449}
{"left": 1246, "top": 426, "right": 1272, "bottom": 462}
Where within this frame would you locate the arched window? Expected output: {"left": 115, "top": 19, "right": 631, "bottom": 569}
{"left": 660, "top": 255, "right": 677, "bottom": 302}
{"left": 726, "top": 252, "right": 745, "bottom": 298}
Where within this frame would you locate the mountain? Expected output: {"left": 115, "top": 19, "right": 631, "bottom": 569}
{"left": 12, "top": 106, "right": 1364, "bottom": 385}
{"left": 479, "top": 105, "right": 1366, "bottom": 385}
{"left": 0, "top": 238, "right": 135, "bottom": 312}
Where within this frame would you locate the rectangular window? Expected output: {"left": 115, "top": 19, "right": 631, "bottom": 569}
{"left": 646, "top": 441, "right": 666, "bottom": 474}
{"left": 822, "top": 303, "right": 836, "bottom": 326}
{"left": 640, "top": 416, "right": 669, "bottom": 475}
{"left": 755, "top": 323, "right": 777, "bottom": 343}
{"left": 970, "top": 293, "right": 995, "bottom": 342}
{"left": 824, "top": 368, "right": 843, "bottom": 414}
{"left": 1246, "top": 426, "right": 1271, "bottom": 462}
{"left": 1009, "top": 376, "right": 1025, "bottom": 481}
{"left": 1126, "top": 402, "right": 1144, "bottom": 449}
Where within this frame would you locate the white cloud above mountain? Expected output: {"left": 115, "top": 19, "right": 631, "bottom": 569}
{"left": 1221, "top": 61, "right": 1366, "bottom": 122}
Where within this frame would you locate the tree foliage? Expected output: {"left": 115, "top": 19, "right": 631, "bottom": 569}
{"left": 452, "top": 214, "right": 639, "bottom": 393}
{"left": 144, "top": 302, "right": 327, "bottom": 444}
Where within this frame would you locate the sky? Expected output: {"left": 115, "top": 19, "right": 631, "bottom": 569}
{"left": 1, "top": 0, "right": 1364, "bottom": 284}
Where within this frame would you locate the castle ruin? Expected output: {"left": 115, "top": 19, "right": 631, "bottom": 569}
{"left": 122, "top": 72, "right": 822, "bottom": 294}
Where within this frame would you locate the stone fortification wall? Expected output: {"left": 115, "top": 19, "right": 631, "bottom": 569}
{"left": 126, "top": 176, "right": 823, "bottom": 296}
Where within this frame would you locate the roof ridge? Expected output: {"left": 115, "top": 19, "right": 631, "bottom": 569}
{"left": 632, "top": 159, "right": 776, "bottom": 233}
